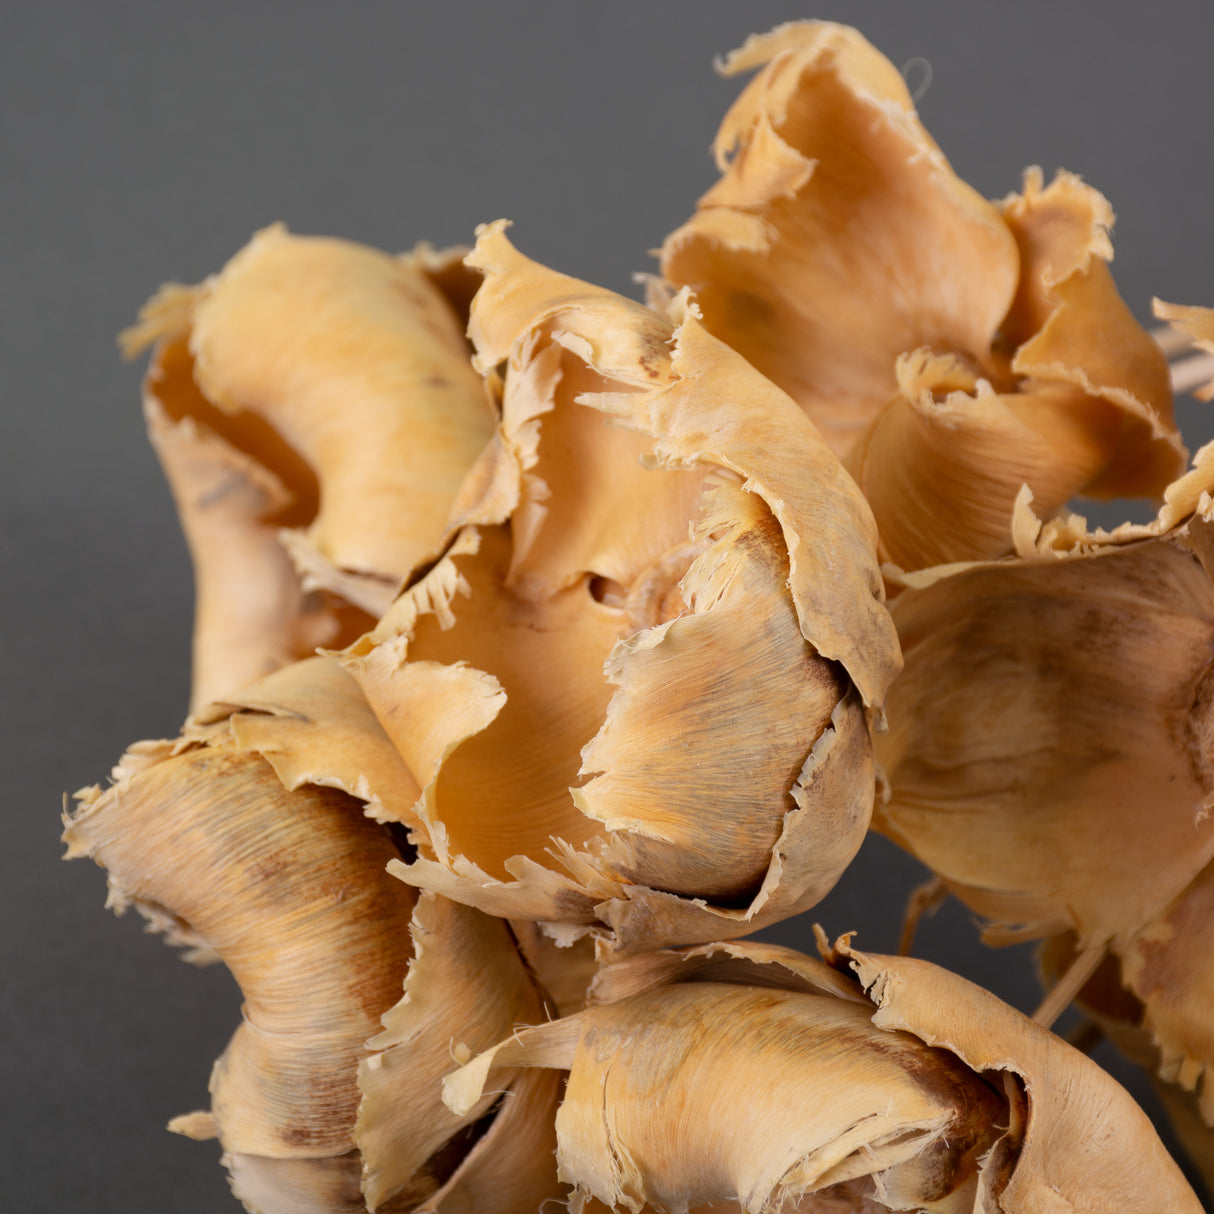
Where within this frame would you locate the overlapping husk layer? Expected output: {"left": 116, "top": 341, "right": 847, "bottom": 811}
{"left": 445, "top": 937, "right": 1200, "bottom": 1213}
{"left": 876, "top": 450, "right": 1214, "bottom": 1133}
{"left": 65, "top": 671, "right": 566, "bottom": 1213}
{"left": 658, "top": 20, "right": 1182, "bottom": 574}
{"left": 342, "top": 221, "right": 900, "bottom": 956}
{"left": 65, "top": 17, "right": 1214, "bottom": 1212}
{"left": 122, "top": 226, "right": 495, "bottom": 711}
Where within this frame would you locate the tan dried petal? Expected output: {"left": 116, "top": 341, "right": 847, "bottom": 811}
{"left": 447, "top": 937, "right": 1198, "bottom": 1212}
{"left": 122, "top": 225, "right": 495, "bottom": 708}
{"left": 345, "top": 224, "right": 899, "bottom": 954}
{"left": 844, "top": 353, "right": 1117, "bottom": 571}
{"left": 661, "top": 21, "right": 1017, "bottom": 460}
{"left": 1155, "top": 300, "right": 1214, "bottom": 401}
{"left": 838, "top": 944, "right": 1202, "bottom": 1214}
{"left": 354, "top": 890, "right": 552, "bottom": 1209}
{"left": 144, "top": 358, "right": 347, "bottom": 713}
{"left": 877, "top": 472, "right": 1214, "bottom": 1128}
{"left": 1119, "top": 861, "right": 1214, "bottom": 1123}
{"left": 877, "top": 511, "right": 1214, "bottom": 949}
{"left": 659, "top": 23, "right": 1182, "bottom": 574}
{"left": 1041, "top": 933, "right": 1214, "bottom": 1188}
{"left": 1000, "top": 169, "right": 1179, "bottom": 498}
{"left": 64, "top": 742, "right": 415, "bottom": 1198}
{"left": 189, "top": 654, "right": 423, "bottom": 830}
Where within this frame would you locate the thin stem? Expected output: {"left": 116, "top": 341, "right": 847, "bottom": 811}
{"left": 1171, "top": 352, "right": 1214, "bottom": 397}
{"left": 898, "top": 875, "right": 946, "bottom": 956}
{"left": 1152, "top": 323, "right": 1194, "bottom": 359}
{"left": 1032, "top": 943, "right": 1106, "bottom": 1030}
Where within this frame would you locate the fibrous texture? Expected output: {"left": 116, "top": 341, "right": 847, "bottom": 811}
{"left": 122, "top": 226, "right": 495, "bottom": 711}
{"left": 446, "top": 937, "right": 1200, "bottom": 1213}
{"left": 342, "top": 221, "right": 900, "bottom": 955}
{"left": 876, "top": 452, "right": 1214, "bottom": 1126}
{"left": 65, "top": 676, "right": 564, "bottom": 1212}
{"left": 67, "top": 15, "right": 1214, "bottom": 1212}
{"left": 658, "top": 21, "right": 1182, "bottom": 574}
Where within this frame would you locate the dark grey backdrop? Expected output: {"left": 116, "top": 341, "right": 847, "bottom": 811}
{"left": 5, "top": 2, "right": 1213, "bottom": 1208}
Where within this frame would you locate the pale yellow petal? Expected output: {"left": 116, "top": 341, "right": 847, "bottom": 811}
{"left": 64, "top": 746, "right": 414, "bottom": 1167}
{"left": 660, "top": 21, "right": 1017, "bottom": 459}
{"left": 356, "top": 892, "right": 548, "bottom": 1209}
{"left": 877, "top": 533, "right": 1214, "bottom": 947}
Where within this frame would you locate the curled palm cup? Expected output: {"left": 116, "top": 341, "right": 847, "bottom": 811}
{"left": 656, "top": 21, "right": 1182, "bottom": 575}
{"left": 121, "top": 227, "right": 495, "bottom": 712}
{"left": 875, "top": 415, "right": 1214, "bottom": 1145}
{"left": 445, "top": 937, "right": 1200, "bottom": 1213}
{"left": 342, "top": 222, "right": 901, "bottom": 956}
{"left": 65, "top": 661, "right": 565, "bottom": 1213}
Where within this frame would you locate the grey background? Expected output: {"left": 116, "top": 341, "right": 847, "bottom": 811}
{"left": 4, "top": 1, "right": 1213, "bottom": 1208}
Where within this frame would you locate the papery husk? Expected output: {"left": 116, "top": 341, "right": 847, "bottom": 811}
{"left": 187, "top": 654, "right": 423, "bottom": 831}
{"left": 184, "top": 667, "right": 567, "bottom": 1209}
{"left": 63, "top": 736, "right": 415, "bottom": 1208}
{"left": 354, "top": 890, "right": 562, "bottom": 1211}
{"left": 144, "top": 392, "right": 342, "bottom": 715}
{"left": 344, "top": 222, "right": 900, "bottom": 955}
{"left": 658, "top": 21, "right": 1181, "bottom": 573}
{"left": 445, "top": 935, "right": 1199, "bottom": 1213}
{"left": 122, "top": 226, "right": 496, "bottom": 710}
{"left": 877, "top": 505, "right": 1214, "bottom": 950}
{"left": 509, "top": 920, "right": 599, "bottom": 1017}
{"left": 877, "top": 464, "right": 1214, "bottom": 1130}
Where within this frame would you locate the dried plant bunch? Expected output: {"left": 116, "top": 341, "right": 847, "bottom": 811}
{"left": 657, "top": 21, "right": 1182, "bottom": 574}
{"left": 874, "top": 443, "right": 1214, "bottom": 1120}
{"left": 443, "top": 935, "right": 1200, "bottom": 1213}
{"left": 65, "top": 674, "right": 570, "bottom": 1213}
{"left": 121, "top": 225, "right": 496, "bottom": 711}
{"left": 339, "top": 220, "right": 901, "bottom": 956}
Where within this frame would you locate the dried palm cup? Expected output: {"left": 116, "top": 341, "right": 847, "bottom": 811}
{"left": 122, "top": 226, "right": 495, "bottom": 711}
{"left": 342, "top": 222, "right": 900, "bottom": 956}
{"left": 656, "top": 21, "right": 1182, "bottom": 575}
{"left": 874, "top": 444, "right": 1214, "bottom": 1173}
{"left": 65, "top": 662, "right": 566, "bottom": 1213}
{"left": 446, "top": 936, "right": 1201, "bottom": 1213}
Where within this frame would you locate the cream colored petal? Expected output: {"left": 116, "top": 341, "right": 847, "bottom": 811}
{"left": 846, "top": 353, "right": 1121, "bottom": 572}
{"left": 468, "top": 220, "right": 899, "bottom": 714}
{"left": 877, "top": 535, "right": 1214, "bottom": 948}
{"left": 581, "top": 485, "right": 850, "bottom": 900}
{"left": 64, "top": 746, "right": 414, "bottom": 1165}
{"left": 1001, "top": 170, "right": 1182, "bottom": 496}
{"left": 586, "top": 937, "right": 871, "bottom": 1009}
{"left": 223, "top": 1151, "right": 366, "bottom": 1214}
{"left": 351, "top": 524, "right": 619, "bottom": 880}
{"left": 510, "top": 920, "right": 599, "bottom": 1017}
{"left": 194, "top": 654, "right": 422, "bottom": 829}
{"left": 447, "top": 980, "right": 1005, "bottom": 1213}
{"left": 596, "top": 690, "right": 872, "bottom": 957}
{"left": 355, "top": 891, "right": 548, "bottom": 1209}
{"left": 840, "top": 944, "right": 1203, "bottom": 1214}
{"left": 1120, "top": 859, "right": 1214, "bottom": 1124}
{"left": 659, "top": 21, "right": 1018, "bottom": 459}
{"left": 144, "top": 367, "right": 347, "bottom": 714}
{"left": 421, "top": 1066, "right": 567, "bottom": 1213}
{"left": 1042, "top": 932, "right": 1214, "bottom": 1171}
{"left": 124, "top": 224, "right": 496, "bottom": 597}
